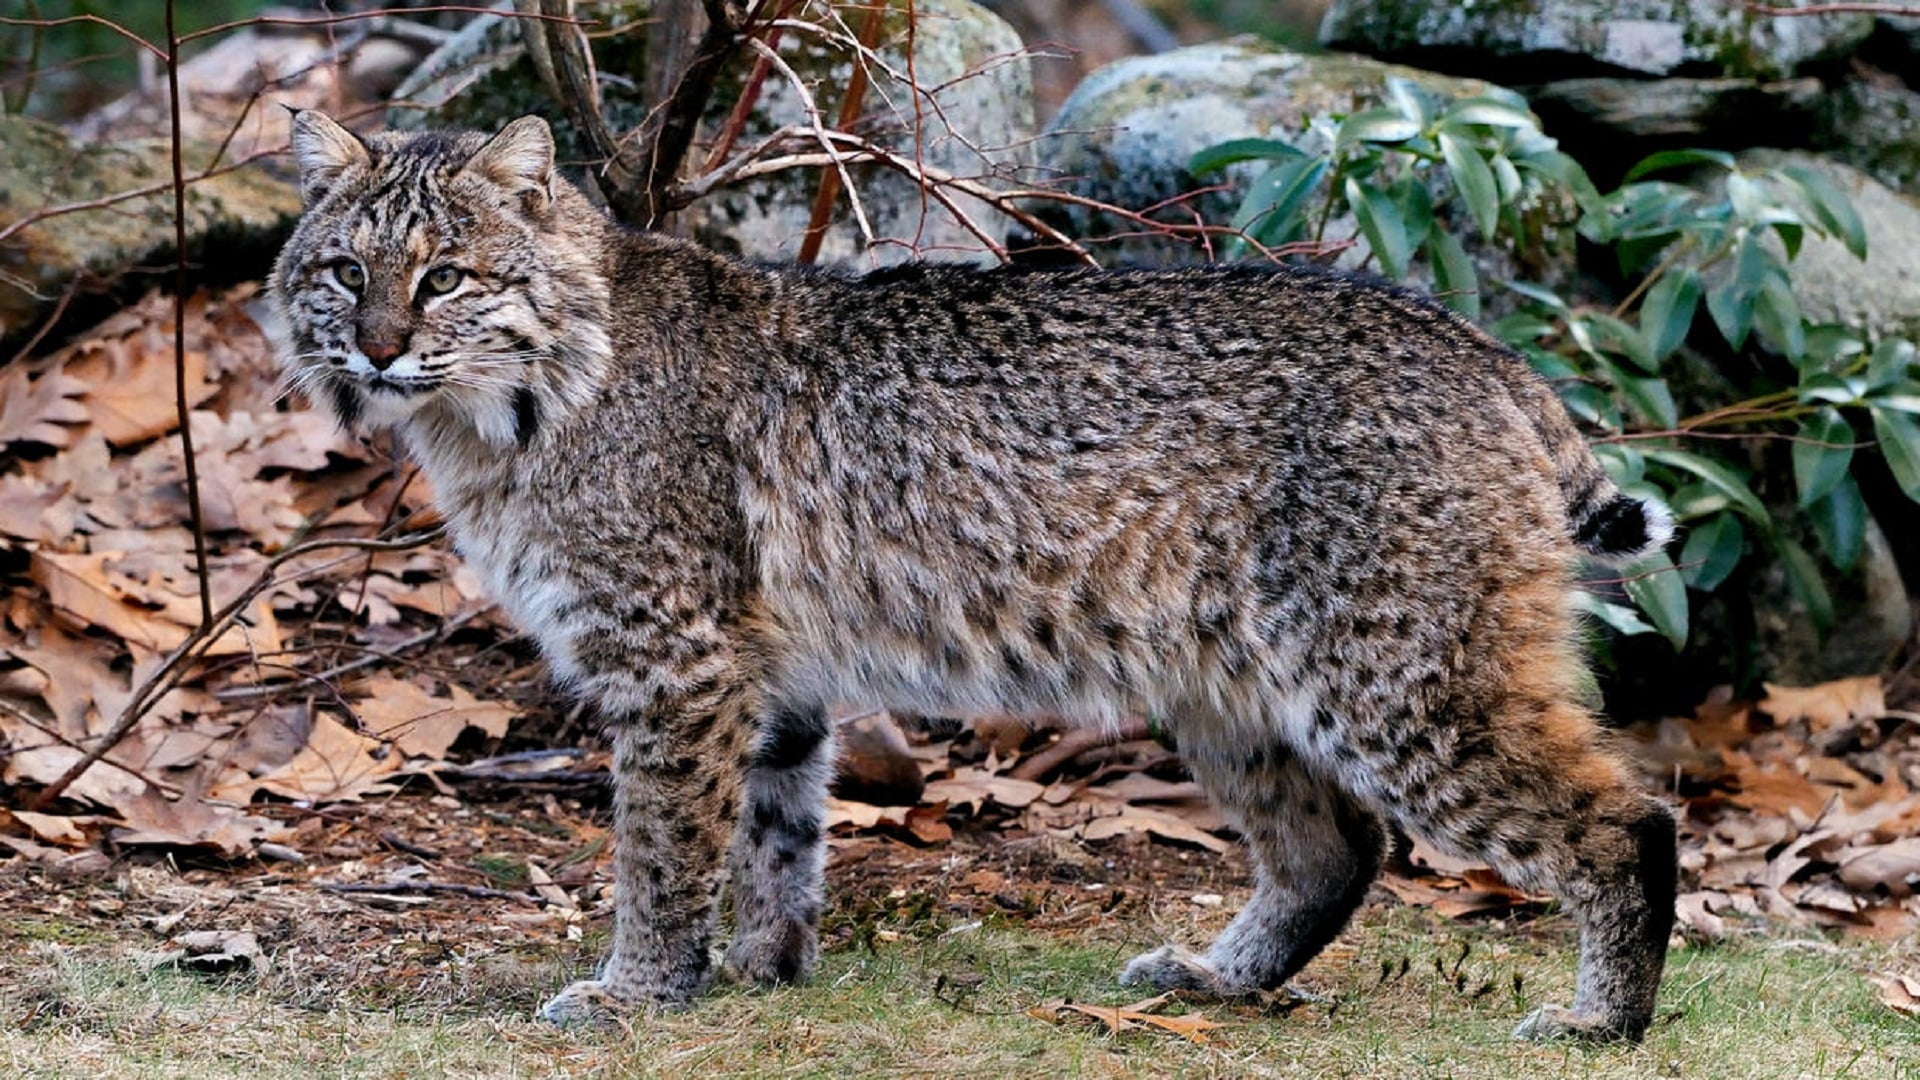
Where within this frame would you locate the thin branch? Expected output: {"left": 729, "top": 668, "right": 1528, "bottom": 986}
{"left": 795, "top": 1, "right": 886, "bottom": 264}
{"left": 746, "top": 34, "right": 875, "bottom": 255}
{"left": 166, "top": 0, "right": 214, "bottom": 634}
{"left": 213, "top": 607, "right": 489, "bottom": 702}
{"left": 1746, "top": 3, "right": 1920, "bottom": 14}
{"left": 0, "top": 14, "right": 166, "bottom": 60}
{"left": 0, "top": 699, "right": 184, "bottom": 797}
{"left": 175, "top": 6, "right": 589, "bottom": 45}
{"left": 318, "top": 880, "right": 544, "bottom": 905}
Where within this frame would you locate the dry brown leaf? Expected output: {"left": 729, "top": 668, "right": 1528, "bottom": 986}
{"left": 7, "top": 809, "right": 91, "bottom": 847}
{"left": 244, "top": 713, "right": 399, "bottom": 803}
{"left": 1723, "top": 751, "right": 1834, "bottom": 818}
{"left": 1836, "top": 839, "right": 1920, "bottom": 894}
{"left": 1028, "top": 993, "right": 1225, "bottom": 1044}
{"left": 1759, "top": 677, "right": 1886, "bottom": 732}
{"left": 8, "top": 620, "right": 125, "bottom": 736}
{"left": 1079, "top": 803, "right": 1232, "bottom": 853}
{"left": 0, "top": 363, "right": 89, "bottom": 448}
{"left": 30, "top": 549, "right": 186, "bottom": 653}
{"left": 923, "top": 770, "right": 1046, "bottom": 812}
{"left": 108, "top": 785, "right": 289, "bottom": 858}
{"left": 0, "top": 473, "right": 78, "bottom": 542}
{"left": 1379, "top": 872, "right": 1546, "bottom": 919}
{"left": 63, "top": 339, "right": 216, "bottom": 447}
{"left": 1867, "top": 971, "right": 1920, "bottom": 1018}
{"left": 2, "top": 745, "right": 145, "bottom": 807}
{"left": 351, "top": 675, "right": 514, "bottom": 760}
{"left": 904, "top": 802, "right": 953, "bottom": 844}
{"left": 29, "top": 548, "right": 281, "bottom": 658}
{"left": 825, "top": 798, "right": 916, "bottom": 831}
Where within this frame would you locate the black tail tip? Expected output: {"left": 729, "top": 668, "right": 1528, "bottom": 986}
{"left": 1575, "top": 496, "right": 1674, "bottom": 562}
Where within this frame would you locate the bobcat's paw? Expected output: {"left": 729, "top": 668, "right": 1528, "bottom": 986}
{"left": 538, "top": 980, "right": 627, "bottom": 1027}
{"left": 723, "top": 925, "right": 818, "bottom": 986}
{"left": 1119, "top": 945, "right": 1221, "bottom": 994}
{"left": 1513, "top": 1003, "right": 1647, "bottom": 1043}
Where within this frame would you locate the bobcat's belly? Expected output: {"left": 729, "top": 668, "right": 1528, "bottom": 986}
{"left": 763, "top": 565, "right": 1186, "bottom": 730}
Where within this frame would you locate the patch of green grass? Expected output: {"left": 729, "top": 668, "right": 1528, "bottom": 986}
{"left": 2, "top": 909, "right": 1915, "bottom": 1079}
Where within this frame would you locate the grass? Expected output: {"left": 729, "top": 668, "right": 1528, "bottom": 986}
{"left": 2, "top": 903, "right": 1914, "bottom": 1080}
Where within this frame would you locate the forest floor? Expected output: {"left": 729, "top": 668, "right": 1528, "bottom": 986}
{"left": 2, "top": 799, "right": 1915, "bottom": 1080}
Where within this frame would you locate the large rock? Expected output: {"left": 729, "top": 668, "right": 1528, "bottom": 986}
{"left": 1739, "top": 150, "right": 1920, "bottom": 344}
{"left": 1320, "top": 0, "right": 1875, "bottom": 81}
{"left": 1032, "top": 38, "right": 1581, "bottom": 291}
{"left": 1528, "top": 75, "right": 1822, "bottom": 146}
{"left": 0, "top": 116, "right": 300, "bottom": 342}
{"left": 1812, "top": 77, "right": 1920, "bottom": 198}
{"left": 392, "top": 0, "right": 1032, "bottom": 266}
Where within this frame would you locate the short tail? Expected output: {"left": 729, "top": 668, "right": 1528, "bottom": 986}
{"left": 1508, "top": 372, "right": 1674, "bottom": 563}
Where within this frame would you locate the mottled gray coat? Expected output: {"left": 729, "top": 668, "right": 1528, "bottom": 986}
{"left": 271, "top": 112, "right": 1678, "bottom": 1042}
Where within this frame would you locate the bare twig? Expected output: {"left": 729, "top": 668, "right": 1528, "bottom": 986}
{"left": 1746, "top": 3, "right": 1920, "bottom": 14}
{"left": 0, "top": 699, "right": 185, "bottom": 797}
{"left": 1008, "top": 717, "right": 1152, "bottom": 782}
{"left": 213, "top": 607, "right": 490, "bottom": 702}
{"left": 166, "top": 0, "right": 214, "bottom": 634}
{"left": 745, "top": 35, "right": 875, "bottom": 254}
{"left": 795, "top": 2, "right": 886, "bottom": 263}
{"left": 318, "top": 880, "right": 544, "bottom": 905}
{"left": 0, "top": 13, "right": 166, "bottom": 60}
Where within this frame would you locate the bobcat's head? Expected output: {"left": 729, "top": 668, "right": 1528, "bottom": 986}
{"left": 269, "top": 112, "right": 611, "bottom": 449}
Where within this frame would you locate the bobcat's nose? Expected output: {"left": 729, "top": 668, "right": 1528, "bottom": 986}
{"left": 358, "top": 335, "right": 406, "bottom": 370}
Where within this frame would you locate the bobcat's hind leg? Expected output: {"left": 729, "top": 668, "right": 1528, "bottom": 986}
{"left": 1358, "top": 584, "right": 1676, "bottom": 1042}
{"left": 724, "top": 702, "right": 835, "bottom": 986}
{"left": 1122, "top": 737, "right": 1383, "bottom": 996}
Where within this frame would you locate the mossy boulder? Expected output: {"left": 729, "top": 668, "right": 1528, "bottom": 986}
{"left": 1032, "top": 37, "right": 1580, "bottom": 292}
{"left": 392, "top": 0, "right": 1032, "bottom": 265}
{"left": 0, "top": 116, "right": 300, "bottom": 341}
{"left": 1813, "top": 78, "right": 1920, "bottom": 198}
{"left": 1733, "top": 150, "right": 1920, "bottom": 344}
{"left": 1319, "top": 0, "right": 1874, "bottom": 81}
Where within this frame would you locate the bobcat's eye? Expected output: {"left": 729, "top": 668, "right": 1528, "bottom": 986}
{"left": 334, "top": 260, "right": 366, "bottom": 290}
{"left": 422, "top": 266, "right": 464, "bottom": 296}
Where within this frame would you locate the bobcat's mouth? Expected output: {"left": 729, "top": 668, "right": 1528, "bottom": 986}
{"left": 364, "top": 374, "right": 432, "bottom": 397}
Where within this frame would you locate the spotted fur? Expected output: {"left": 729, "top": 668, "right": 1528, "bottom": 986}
{"left": 271, "top": 112, "right": 1677, "bottom": 1042}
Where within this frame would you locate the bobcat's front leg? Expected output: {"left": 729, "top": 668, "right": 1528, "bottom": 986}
{"left": 539, "top": 686, "right": 751, "bottom": 1025}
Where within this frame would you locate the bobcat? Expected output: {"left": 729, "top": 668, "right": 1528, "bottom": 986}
{"left": 271, "top": 111, "right": 1678, "bottom": 1042}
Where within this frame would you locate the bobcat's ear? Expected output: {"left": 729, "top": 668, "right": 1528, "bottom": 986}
{"left": 462, "top": 115, "right": 555, "bottom": 213}
{"left": 289, "top": 110, "right": 371, "bottom": 207}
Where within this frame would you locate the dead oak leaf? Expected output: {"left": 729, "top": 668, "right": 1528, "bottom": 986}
{"left": 923, "top": 769, "right": 1045, "bottom": 812}
{"left": 245, "top": 713, "right": 399, "bottom": 803}
{"left": 1028, "top": 993, "right": 1225, "bottom": 1044}
{"left": 0, "top": 473, "right": 79, "bottom": 542}
{"left": 0, "top": 363, "right": 89, "bottom": 449}
{"left": 63, "top": 339, "right": 216, "bottom": 447}
{"left": 5, "top": 809, "right": 92, "bottom": 847}
{"left": 107, "top": 784, "right": 290, "bottom": 858}
{"left": 351, "top": 675, "right": 514, "bottom": 760}
{"left": 1836, "top": 839, "right": 1920, "bottom": 895}
{"left": 1759, "top": 677, "right": 1886, "bottom": 732}
{"left": 1867, "top": 972, "right": 1920, "bottom": 1018}
{"left": 29, "top": 549, "right": 280, "bottom": 658}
